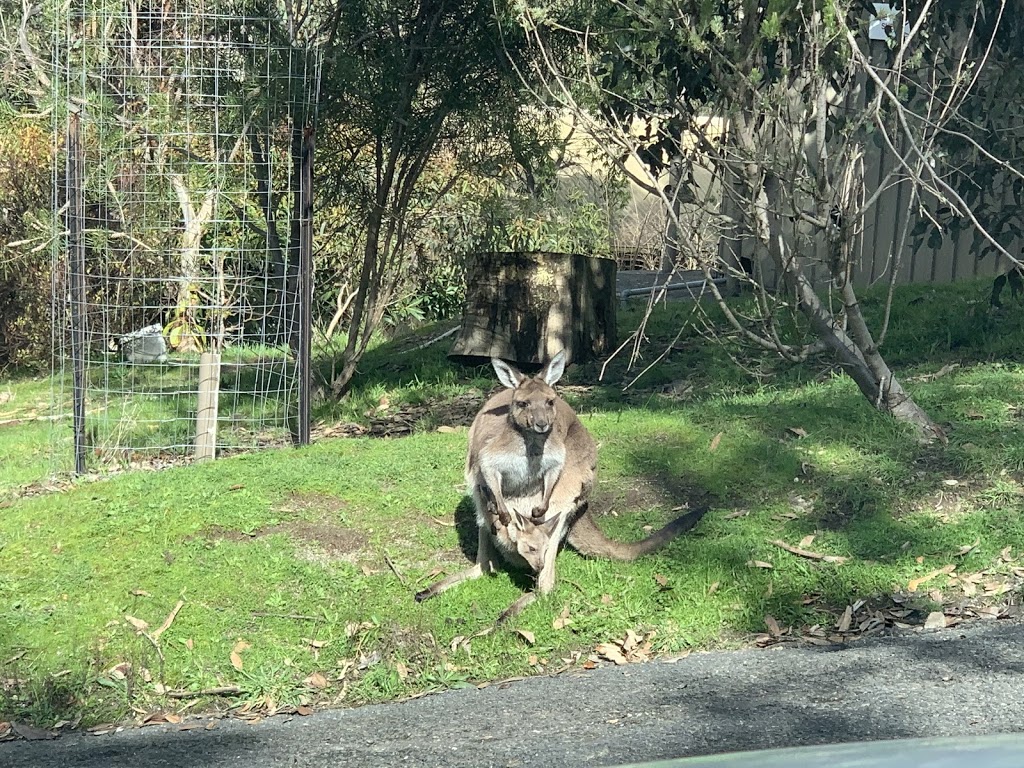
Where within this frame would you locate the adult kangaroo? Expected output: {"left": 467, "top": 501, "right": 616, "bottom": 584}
{"left": 415, "top": 350, "right": 706, "bottom": 620}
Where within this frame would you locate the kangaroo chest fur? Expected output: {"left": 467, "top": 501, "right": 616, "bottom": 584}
{"left": 478, "top": 430, "right": 565, "bottom": 500}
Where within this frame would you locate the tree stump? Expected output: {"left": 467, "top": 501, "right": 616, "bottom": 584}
{"left": 448, "top": 251, "right": 616, "bottom": 366}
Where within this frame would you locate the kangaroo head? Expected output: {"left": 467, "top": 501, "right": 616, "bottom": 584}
{"left": 491, "top": 350, "right": 567, "bottom": 435}
{"left": 504, "top": 511, "right": 560, "bottom": 572}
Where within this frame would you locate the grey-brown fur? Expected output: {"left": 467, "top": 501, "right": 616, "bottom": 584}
{"left": 415, "top": 351, "right": 707, "bottom": 621}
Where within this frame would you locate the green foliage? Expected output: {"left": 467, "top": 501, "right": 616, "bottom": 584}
{"left": 907, "top": 9, "right": 1024, "bottom": 266}
{"left": 0, "top": 117, "right": 54, "bottom": 369}
{"left": 474, "top": 187, "right": 615, "bottom": 254}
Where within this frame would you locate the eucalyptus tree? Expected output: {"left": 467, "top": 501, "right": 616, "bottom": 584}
{"left": 906, "top": 2, "right": 1024, "bottom": 286}
{"left": 322, "top": 0, "right": 542, "bottom": 396}
{"left": 515, "top": 0, "right": 1019, "bottom": 438}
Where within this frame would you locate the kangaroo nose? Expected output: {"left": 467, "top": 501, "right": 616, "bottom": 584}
{"left": 533, "top": 421, "right": 551, "bottom": 433}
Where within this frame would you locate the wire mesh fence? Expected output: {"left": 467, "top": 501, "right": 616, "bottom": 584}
{"left": 50, "top": 0, "right": 321, "bottom": 475}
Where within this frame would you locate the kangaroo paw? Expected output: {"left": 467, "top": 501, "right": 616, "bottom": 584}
{"left": 535, "top": 570, "right": 556, "bottom": 595}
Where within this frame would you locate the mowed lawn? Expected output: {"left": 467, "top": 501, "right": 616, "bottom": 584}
{"left": 2, "top": 280, "right": 1024, "bottom": 729}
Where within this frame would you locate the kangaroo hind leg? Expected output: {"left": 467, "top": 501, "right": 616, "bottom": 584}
{"left": 415, "top": 523, "right": 499, "bottom": 602}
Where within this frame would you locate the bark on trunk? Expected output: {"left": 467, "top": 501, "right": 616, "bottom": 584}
{"left": 169, "top": 175, "right": 215, "bottom": 353}
{"left": 448, "top": 251, "right": 617, "bottom": 367}
{"left": 754, "top": 172, "right": 941, "bottom": 439}
{"left": 249, "top": 130, "right": 289, "bottom": 346}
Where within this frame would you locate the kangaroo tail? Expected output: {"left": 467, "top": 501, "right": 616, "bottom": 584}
{"left": 566, "top": 506, "right": 708, "bottom": 561}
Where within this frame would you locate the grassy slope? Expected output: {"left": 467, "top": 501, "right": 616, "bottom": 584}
{"left": 1, "top": 280, "right": 1024, "bottom": 727}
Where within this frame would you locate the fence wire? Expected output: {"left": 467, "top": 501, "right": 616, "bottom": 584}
{"left": 51, "top": 0, "right": 321, "bottom": 473}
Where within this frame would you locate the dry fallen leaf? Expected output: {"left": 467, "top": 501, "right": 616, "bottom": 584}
{"left": 229, "top": 640, "right": 249, "bottom": 672}
{"left": 653, "top": 573, "right": 670, "bottom": 588}
{"left": 787, "top": 426, "right": 809, "bottom": 438}
{"left": 709, "top": 432, "right": 723, "bottom": 452}
{"left": 124, "top": 615, "right": 149, "bottom": 632}
{"left": 924, "top": 611, "right": 947, "bottom": 630}
{"left": 552, "top": 605, "right": 572, "bottom": 630}
{"left": 514, "top": 629, "right": 535, "bottom": 645}
{"left": 142, "top": 711, "right": 182, "bottom": 726}
{"left": 765, "top": 615, "right": 782, "bottom": 637}
{"left": 621, "top": 629, "right": 641, "bottom": 654}
{"left": 747, "top": 560, "right": 774, "bottom": 569}
{"left": 395, "top": 662, "right": 409, "bottom": 680}
{"left": 707, "top": 581, "right": 720, "bottom": 596}
{"left": 304, "top": 672, "right": 329, "bottom": 689}
{"left": 436, "top": 425, "right": 458, "bottom": 434}
{"left": 955, "top": 538, "right": 980, "bottom": 557}
{"left": 595, "top": 643, "right": 628, "bottom": 666}
{"left": 798, "top": 535, "right": 816, "bottom": 549}
{"left": 601, "top": 594, "right": 613, "bottom": 605}
{"left": 908, "top": 564, "right": 956, "bottom": 592}
{"left": 837, "top": 605, "right": 853, "bottom": 633}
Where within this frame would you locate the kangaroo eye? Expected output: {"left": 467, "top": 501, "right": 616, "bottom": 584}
{"left": 515, "top": 401, "right": 528, "bottom": 408}
{"left": 546, "top": 399, "right": 555, "bottom": 407}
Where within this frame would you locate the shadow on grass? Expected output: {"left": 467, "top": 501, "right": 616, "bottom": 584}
{"left": 448, "top": 494, "right": 534, "bottom": 592}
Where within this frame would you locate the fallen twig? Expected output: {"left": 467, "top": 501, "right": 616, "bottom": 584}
{"left": 908, "top": 363, "right": 959, "bottom": 382}
{"left": 771, "top": 539, "right": 848, "bottom": 564}
{"left": 251, "top": 612, "right": 318, "bottom": 621}
{"left": 383, "top": 553, "right": 408, "bottom": 587}
{"left": 408, "top": 326, "right": 458, "bottom": 352}
{"left": 140, "top": 631, "right": 165, "bottom": 665}
{"left": 165, "top": 686, "right": 243, "bottom": 700}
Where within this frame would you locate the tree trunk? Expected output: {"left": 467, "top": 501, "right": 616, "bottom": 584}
{"left": 168, "top": 175, "right": 215, "bottom": 353}
{"left": 249, "top": 130, "right": 289, "bottom": 346}
{"left": 448, "top": 251, "right": 617, "bottom": 367}
{"left": 756, "top": 174, "right": 942, "bottom": 439}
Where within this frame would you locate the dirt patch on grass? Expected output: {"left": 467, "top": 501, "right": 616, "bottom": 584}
{"left": 317, "top": 392, "right": 486, "bottom": 439}
{"left": 200, "top": 520, "right": 369, "bottom": 564}
{"left": 592, "top": 475, "right": 714, "bottom": 515}
{"left": 274, "top": 491, "right": 348, "bottom": 516}
{"left": 281, "top": 521, "right": 369, "bottom": 562}
{"left": 198, "top": 491, "right": 367, "bottom": 563}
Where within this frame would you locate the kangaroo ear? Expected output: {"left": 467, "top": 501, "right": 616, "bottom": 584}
{"left": 513, "top": 510, "right": 531, "bottom": 530}
{"left": 539, "top": 515, "right": 560, "bottom": 535}
{"left": 492, "top": 358, "right": 523, "bottom": 389}
{"left": 540, "top": 350, "right": 567, "bottom": 386}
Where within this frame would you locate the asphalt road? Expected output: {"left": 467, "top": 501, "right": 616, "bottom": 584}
{"left": 5, "top": 618, "right": 1024, "bottom": 768}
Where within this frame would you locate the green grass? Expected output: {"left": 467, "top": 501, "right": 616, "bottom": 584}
{"left": 2, "top": 278, "right": 1024, "bottom": 728}
{"left": 0, "top": 375, "right": 71, "bottom": 492}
